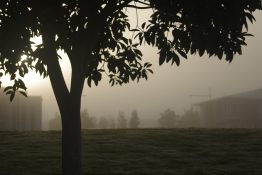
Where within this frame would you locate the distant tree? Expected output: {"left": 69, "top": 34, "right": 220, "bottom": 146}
{"left": 81, "top": 109, "right": 96, "bottom": 129}
{"left": 129, "top": 110, "right": 140, "bottom": 128}
{"left": 158, "top": 109, "right": 179, "bottom": 128}
{"left": 180, "top": 108, "right": 200, "bottom": 128}
{"left": 117, "top": 112, "right": 127, "bottom": 129}
{"left": 1, "top": 1, "right": 261, "bottom": 174}
{"left": 109, "top": 117, "right": 116, "bottom": 129}
{"left": 49, "top": 112, "right": 62, "bottom": 130}
{"left": 50, "top": 110, "right": 97, "bottom": 130}
{"left": 98, "top": 117, "right": 109, "bottom": 129}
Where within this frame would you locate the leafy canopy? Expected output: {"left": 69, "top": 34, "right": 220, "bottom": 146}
{"left": 0, "top": 0, "right": 261, "bottom": 100}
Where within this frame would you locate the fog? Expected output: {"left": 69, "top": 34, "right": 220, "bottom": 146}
{"left": 8, "top": 11, "right": 262, "bottom": 130}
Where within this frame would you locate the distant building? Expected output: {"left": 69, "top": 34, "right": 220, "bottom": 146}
{"left": 0, "top": 92, "right": 42, "bottom": 131}
{"left": 194, "top": 88, "right": 262, "bottom": 128}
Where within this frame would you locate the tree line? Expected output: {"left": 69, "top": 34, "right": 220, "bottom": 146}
{"left": 158, "top": 108, "right": 199, "bottom": 128}
{"left": 50, "top": 108, "right": 199, "bottom": 130}
{"left": 49, "top": 109, "right": 140, "bottom": 130}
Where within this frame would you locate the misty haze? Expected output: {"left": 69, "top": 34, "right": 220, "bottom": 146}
{"left": 2, "top": 12, "right": 262, "bottom": 131}
{"left": 1, "top": 1, "right": 262, "bottom": 175}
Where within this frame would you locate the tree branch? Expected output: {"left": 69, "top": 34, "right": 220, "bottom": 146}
{"left": 136, "top": 0, "right": 151, "bottom": 7}
{"left": 117, "top": 0, "right": 135, "bottom": 10}
{"left": 126, "top": 4, "right": 152, "bottom": 9}
{"left": 39, "top": 6, "right": 70, "bottom": 114}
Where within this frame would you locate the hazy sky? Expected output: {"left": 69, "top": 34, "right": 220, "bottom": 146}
{"left": 3, "top": 10, "right": 262, "bottom": 129}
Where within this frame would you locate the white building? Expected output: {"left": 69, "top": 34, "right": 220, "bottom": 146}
{"left": 194, "top": 88, "right": 262, "bottom": 128}
{"left": 0, "top": 92, "right": 42, "bottom": 131}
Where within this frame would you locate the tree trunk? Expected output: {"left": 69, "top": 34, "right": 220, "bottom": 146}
{"left": 42, "top": 35, "right": 85, "bottom": 174}
{"left": 60, "top": 66, "right": 85, "bottom": 175}
{"left": 49, "top": 69, "right": 85, "bottom": 175}
{"left": 61, "top": 99, "right": 82, "bottom": 175}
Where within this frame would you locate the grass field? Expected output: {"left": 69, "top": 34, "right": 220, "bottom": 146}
{"left": 1, "top": 129, "right": 262, "bottom": 175}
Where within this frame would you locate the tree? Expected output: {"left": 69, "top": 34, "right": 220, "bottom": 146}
{"left": 109, "top": 117, "right": 116, "bottom": 129}
{"left": 158, "top": 108, "right": 179, "bottom": 128}
{"left": 98, "top": 116, "right": 109, "bottom": 129}
{"left": 117, "top": 112, "right": 127, "bottom": 129}
{"left": 81, "top": 109, "right": 97, "bottom": 129}
{"left": 49, "top": 112, "right": 62, "bottom": 130}
{"left": 49, "top": 109, "right": 96, "bottom": 130}
{"left": 0, "top": 1, "right": 261, "bottom": 174}
{"left": 180, "top": 108, "right": 200, "bottom": 128}
{"left": 129, "top": 110, "right": 140, "bottom": 128}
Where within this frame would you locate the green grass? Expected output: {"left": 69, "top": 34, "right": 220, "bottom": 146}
{"left": 1, "top": 129, "right": 262, "bottom": 175}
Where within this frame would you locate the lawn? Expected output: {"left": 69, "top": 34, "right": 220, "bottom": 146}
{"left": 1, "top": 129, "right": 262, "bottom": 175}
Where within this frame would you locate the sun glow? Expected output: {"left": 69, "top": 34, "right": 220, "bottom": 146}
{"left": 0, "top": 36, "right": 72, "bottom": 91}
{"left": 0, "top": 70, "right": 46, "bottom": 88}
{"left": 23, "top": 72, "right": 47, "bottom": 86}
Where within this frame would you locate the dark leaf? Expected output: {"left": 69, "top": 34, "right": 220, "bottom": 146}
{"left": 141, "top": 22, "right": 146, "bottom": 29}
{"left": 245, "top": 12, "right": 255, "bottom": 23}
{"left": 10, "top": 92, "right": 15, "bottom": 102}
{"left": 199, "top": 48, "right": 205, "bottom": 57}
{"left": 171, "top": 52, "right": 180, "bottom": 66}
{"left": 87, "top": 77, "right": 92, "bottom": 87}
{"left": 147, "top": 69, "right": 153, "bottom": 74}
{"left": 19, "top": 91, "right": 27, "bottom": 97}
{"left": 4, "top": 86, "right": 13, "bottom": 93}
{"left": 159, "top": 51, "right": 166, "bottom": 65}
{"left": 217, "top": 50, "right": 223, "bottom": 60}
{"left": 10, "top": 74, "right": 16, "bottom": 80}
{"left": 177, "top": 49, "right": 187, "bottom": 59}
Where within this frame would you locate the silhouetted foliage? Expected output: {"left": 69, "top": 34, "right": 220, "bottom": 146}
{"left": 0, "top": 0, "right": 261, "bottom": 97}
{"left": 1, "top": 1, "right": 261, "bottom": 175}
{"left": 158, "top": 108, "right": 179, "bottom": 128}
{"left": 129, "top": 110, "right": 140, "bottom": 128}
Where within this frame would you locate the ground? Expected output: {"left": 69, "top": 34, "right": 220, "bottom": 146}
{"left": 1, "top": 129, "right": 262, "bottom": 175}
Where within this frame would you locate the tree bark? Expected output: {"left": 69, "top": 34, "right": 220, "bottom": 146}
{"left": 61, "top": 95, "right": 82, "bottom": 175}
{"left": 61, "top": 63, "right": 85, "bottom": 175}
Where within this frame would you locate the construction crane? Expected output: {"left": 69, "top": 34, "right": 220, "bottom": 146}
{"left": 189, "top": 88, "right": 212, "bottom": 101}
